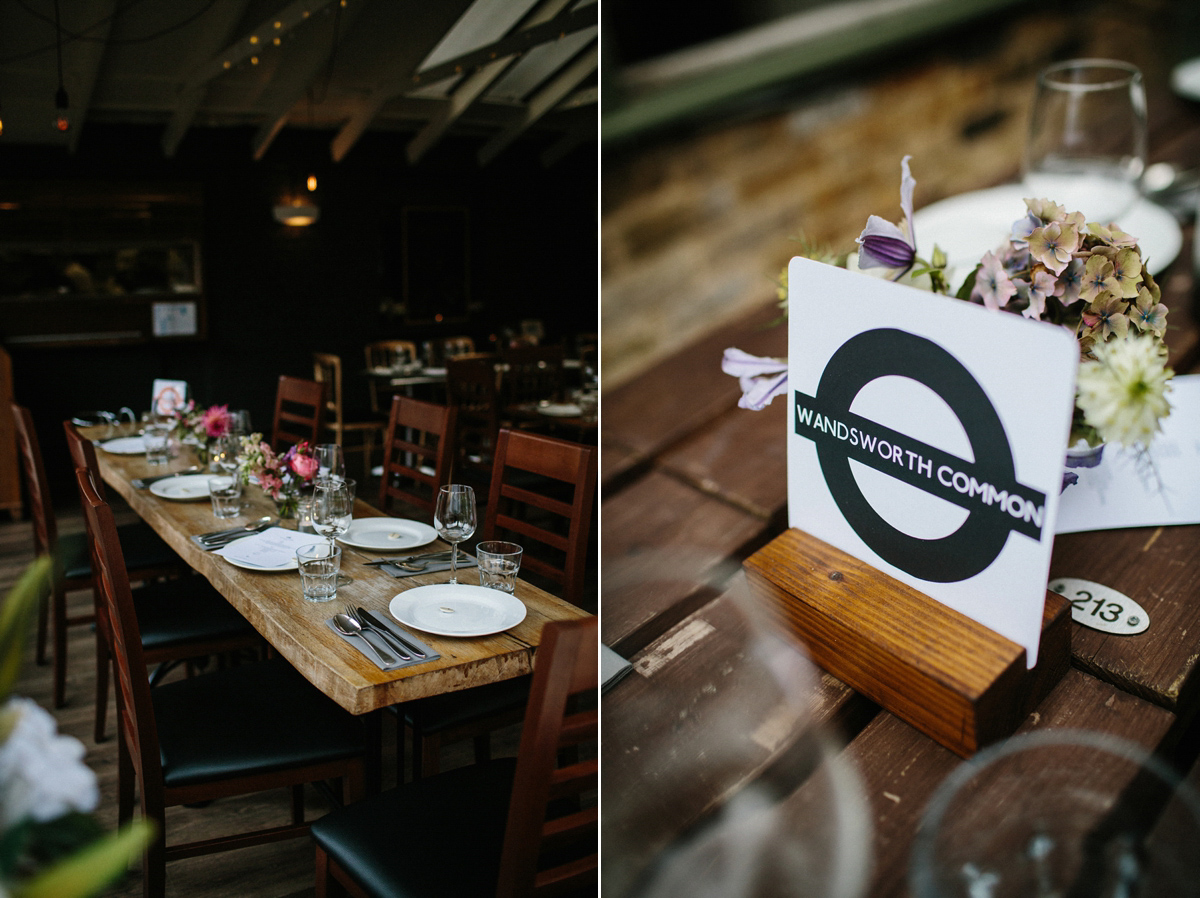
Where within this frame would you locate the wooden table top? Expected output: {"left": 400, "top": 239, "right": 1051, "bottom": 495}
{"left": 601, "top": 7, "right": 1200, "bottom": 892}
{"left": 91, "top": 433, "right": 590, "bottom": 716}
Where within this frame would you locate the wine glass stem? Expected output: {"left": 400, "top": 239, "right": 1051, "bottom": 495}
{"left": 449, "top": 543, "right": 459, "bottom": 584}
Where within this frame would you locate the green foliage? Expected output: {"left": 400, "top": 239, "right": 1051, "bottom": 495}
{"left": 0, "top": 558, "right": 52, "bottom": 704}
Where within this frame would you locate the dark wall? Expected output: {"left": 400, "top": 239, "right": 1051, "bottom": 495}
{"left": 3, "top": 123, "right": 597, "bottom": 502}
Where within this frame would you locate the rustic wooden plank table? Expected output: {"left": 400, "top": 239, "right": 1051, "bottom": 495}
{"left": 601, "top": 11, "right": 1200, "bottom": 890}
{"left": 90, "top": 435, "right": 590, "bottom": 716}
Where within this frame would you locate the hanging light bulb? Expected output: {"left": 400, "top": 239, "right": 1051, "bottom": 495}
{"left": 307, "top": 173, "right": 318, "bottom": 192}
{"left": 52, "top": 0, "right": 69, "bottom": 132}
{"left": 54, "top": 85, "right": 69, "bottom": 132}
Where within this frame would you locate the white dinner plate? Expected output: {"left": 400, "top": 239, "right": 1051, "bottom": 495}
{"left": 337, "top": 517, "right": 438, "bottom": 551}
{"left": 222, "top": 555, "right": 298, "bottom": 572}
{"left": 149, "top": 473, "right": 212, "bottom": 501}
{"left": 912, "top": 184, "right": 1183, "bottom": 294}
{"left": 537, "top": 402, "right": 582, "bottom": 418}
{"left": 99, "top": 436, "right": 146, "bottom": 454}
{"left": 389, "top": 584, "right": 526, "bottom": 637}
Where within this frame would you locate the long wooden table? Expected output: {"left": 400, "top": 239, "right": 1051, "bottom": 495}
{"left": 91, "top": 435, "right": 590, "bottom": 717}
{"left": 600, "top": 8, "right": 1200, "bottom": 892}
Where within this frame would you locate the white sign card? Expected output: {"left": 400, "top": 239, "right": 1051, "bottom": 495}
{"left": 152, "top": 301, "right": 198, "bottom": 337}
{"left": 151, "top": 379, "right": 188, "bottom": 415}
{"left": 786, "top": 257, "right": 1079, "bottom": 666}
{"left": 1056, "top": 374, "right": 1200, "bottom": 533}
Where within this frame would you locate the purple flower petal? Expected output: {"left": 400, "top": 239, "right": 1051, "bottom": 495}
{"left": 722, "top": 347, "right": 787, "bottom": 378}
{"left": 858, "top": 234, "right": 916, "bottom": 269}
{"left": 739, "top": 369, "right": 789, "bottom": 410}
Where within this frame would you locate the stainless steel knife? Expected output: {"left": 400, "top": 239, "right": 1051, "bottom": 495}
{"left": 359, "top": 608, "right": 427, "bottom": 659}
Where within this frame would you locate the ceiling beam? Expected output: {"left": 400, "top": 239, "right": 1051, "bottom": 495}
{"left": 251, "top": 0, "right": 368, "bottom": 160}
{"left": 161, "top": 0, "right": 255, "bottom": 156}
{"left": 405, "top": 0, "right": 591, "bottom": 165}
{"left": 477, "top": 41, "right": 596, "bottom": 166}
{"left": 64, "top": 0, "right": 117, "bottom": 153}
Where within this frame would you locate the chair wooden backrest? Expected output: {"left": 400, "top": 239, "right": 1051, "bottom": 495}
{"left": 498, "top": 344, "right": 565, "bottom": 406}
{"left": 441, "top": 335, "right": 475, "bottom": 360}
{"left": 496, "top": 615, "right": 598, "bottom": 896}
{"left": 377, "top": 396, "right": 456, "bottom": 518}
{"left": 62, "top": 420, "right": 110, "bottom": 501}
{"left": 365, "top": 340, "right": 418, "bottom": 414}
{"left": 483, "top": 428, "right": 596, "bottom": 607}
{"left": 11, "top": 404, "right": 58, "bottom": 564}
{"left": 446, "top": 353, "right": 501, "bottom": 480}
{"left": 312, "top": 352, "right": 346, "bottom": 431}
{"left": 73, "top": 466, "right": 165, "bottom": 791}
{"left": 272, "top": 375, "right": 325, "bottom": 451}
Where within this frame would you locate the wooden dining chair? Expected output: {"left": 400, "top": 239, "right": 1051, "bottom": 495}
{"left": 11, "top": 403, "right": 188, "bottom": 711}
{"left": 313, "top": 352, "right": 385, "bottom": 480}
{"left": 76, "top": 466, "right": 368, "bottom": 898}
{"left": 445, "top": 353, "right": 501, "bottom": 496}
{"left": 363, "top": 339, "right": 418, "bottom": 414}
{"left": 313, "top": 616, "right": 597, "bottom": 898}
{"left": 498, "top": 344, "right": 566, "bottom": 408}
{"left": 63, "top": 420, "right": 263, "bottom": 742}
{"left": 272, "top": 374, "right": 326, "bottom": 451}
{"left": 399, "top": 428, "right": 597, "bottom": 781}
{"left": 440, "top": 334, "right": 475, "bottom": 360}
{"left": 376, "top": 395, "right": 456, "bottom": 521}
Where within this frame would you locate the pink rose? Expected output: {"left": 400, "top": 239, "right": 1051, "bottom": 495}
{"left": 290, "top": 454, "right": 319, "bottom": 481}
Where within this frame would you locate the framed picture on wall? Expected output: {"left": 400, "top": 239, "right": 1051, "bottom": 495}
{"left": 401, "top": 205, "right": 470, "bottom": 324}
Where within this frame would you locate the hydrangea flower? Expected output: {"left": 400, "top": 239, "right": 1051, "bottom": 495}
{"left": 971, "top": 251, "right": 1016, "bottom": 311}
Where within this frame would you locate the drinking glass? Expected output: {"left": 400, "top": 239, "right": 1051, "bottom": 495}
{"left": 477, "top": 540, "right": 522, "bottom": 593}
{"left": 910, "top": 729, "right": 1200, "bottom": 898}
{"left": 208, "top": 475, "right": 242, "bottom": 519}
{"left": 1023, "top": 59, "right": 1147, "bottom": 225}
{"left": 143, "top": 421, "right": 171, "bottom": 465}
{"left": 297, "top": 543, "right": 341, "bottom": 602}
{"left": 314, "top": 443, "right": 346, "bottom": 483}
{"left": 313, "top": 478, "right": 355, "bottom": 584}
{"left": 434, "top": 484, "right": 477, "bottom": 585}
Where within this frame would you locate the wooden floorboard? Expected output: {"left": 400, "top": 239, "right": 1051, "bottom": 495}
{"left": 2, "top": 502, "right": 521, "bottom": 898}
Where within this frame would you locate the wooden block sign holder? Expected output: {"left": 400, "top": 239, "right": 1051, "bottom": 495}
{"left": 744, "top": 528, "right": 1071, "bottom": 758}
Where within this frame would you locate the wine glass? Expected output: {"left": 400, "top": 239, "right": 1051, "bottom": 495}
{"left": 314, "top": 443, "right": 346, "bottom": 483}
{"left": 1022, "top": 59, "right": 1147, "bottom": 225}
{"left": 434, "top": 484, "right": 477, "bottom": 585}
{"left": 211, "top": 434, "right": 241, "bottom": 475}
{"left": 313, "top": 478, "right": 355, "bottom": 584}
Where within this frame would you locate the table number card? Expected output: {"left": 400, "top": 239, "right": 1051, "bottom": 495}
{"left": 786, "top": 257, "right": 1078, "bottom": 666}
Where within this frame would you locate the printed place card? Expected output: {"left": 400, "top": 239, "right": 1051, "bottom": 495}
{"left": 786, "top": 257, "right": 1079, "bottom": 666}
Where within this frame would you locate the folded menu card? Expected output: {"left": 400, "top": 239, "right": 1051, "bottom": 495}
{"left": 1056, "top": 374, "right": 1200, "bottom": 533}
{"left": 214, "top": 527, "right": 323, "bottom": 568}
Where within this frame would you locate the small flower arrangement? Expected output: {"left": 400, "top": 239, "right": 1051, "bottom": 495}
{"left": 0, "top": 559, "right": 152, "bottom": 896}
{"left": 170, "top": 401, "right": 233, "bottom": 443}
{"left": 235, "top": 435, "right": 319, "bottom": 516}
{"left": 726, "top": 156, "right": 1174, "bottom": 455}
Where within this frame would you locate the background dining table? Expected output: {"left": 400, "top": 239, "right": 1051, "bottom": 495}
{"left": 601, "top": 2, "right": 1200, "bottom": 894}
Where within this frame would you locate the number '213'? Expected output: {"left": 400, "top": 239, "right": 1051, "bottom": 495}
{"left": 1067, "top": 590, "right": 1122, "bottom": 624}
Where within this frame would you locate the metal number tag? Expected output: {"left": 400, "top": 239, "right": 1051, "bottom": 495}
{"left": 1049, "top": 577, "right": 1149, "bottom": 635}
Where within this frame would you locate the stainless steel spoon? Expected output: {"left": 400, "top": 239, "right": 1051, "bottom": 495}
{"left": 199, "top": 516, "right": 274, "bottom": 546}
{"left": 332, "top": 613, "right": 396, "bottom": 666}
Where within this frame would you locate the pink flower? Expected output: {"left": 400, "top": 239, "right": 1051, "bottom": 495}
{"left": 290, "top": 454, "right": 319, "bottom": 481}
{"left": 202, "top": 404, "right": 232, "bottom": 438}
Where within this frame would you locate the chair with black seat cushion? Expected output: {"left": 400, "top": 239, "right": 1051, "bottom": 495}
{"left": 313, "top": 352, "right": 385, "bottom": 481}
{"left": 399, "top": 428, "right": 597, "bottom": 781}
{"left": 272, "top": 374, "right": 326, "bottom": 451}
{"left": 76, "top": 466, "right": 368, "bottom": 898}
{"left": 63, "top": 420, "right": 263, "bottom": 742}
{"left": 376, "top": 395, "right": 455, "bottom": 521}
{"left": 11, "top": 404, "right": 187, "bottom": 710}
{"left": 313, "top": 615, "right": 597, "bottom": 898}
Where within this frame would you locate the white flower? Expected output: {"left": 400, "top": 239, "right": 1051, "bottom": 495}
{"left": 1075, "top": 332, "right": 1173, "bottom": 448}
{"left": 0, "top": 697, "right": 98, "bottom": 829}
